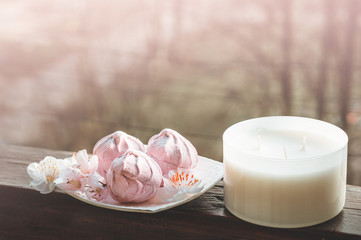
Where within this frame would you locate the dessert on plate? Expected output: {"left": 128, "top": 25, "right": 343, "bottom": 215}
{"left": 28, "top": 128, "right": 202, "bottom": 205}
{"left": 147, "top": 128, "right": 198, "bottom": 175}
{"left": 93, "top": 131, "right": 145, "bottom": 176}
{"left": 106, "top": 150, "right": 162, "bottom": 203}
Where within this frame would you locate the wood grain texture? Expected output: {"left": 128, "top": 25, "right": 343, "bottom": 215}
{"left": 0, "top": 144, "right": 360, "bottom": 240}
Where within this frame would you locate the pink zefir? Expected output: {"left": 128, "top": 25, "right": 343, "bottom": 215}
{"left": 93, "top": 131, "right": 145, "bottom": 176}
{"left": 107, "top": 150, "right": 162, "bottom": 203}
{"left": 146, "top": 128, "right": 198, "bottom": 175}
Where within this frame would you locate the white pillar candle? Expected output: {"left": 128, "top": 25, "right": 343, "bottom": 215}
{"left": 223, "top": 116, "right": 348, "bottom": 228}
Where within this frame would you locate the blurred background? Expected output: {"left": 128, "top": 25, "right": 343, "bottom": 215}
{"left": 0, "top": 0, "right": 360, "bottom": 185}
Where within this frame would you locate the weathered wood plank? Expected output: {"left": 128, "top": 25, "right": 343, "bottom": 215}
{"left": 0, "top": 144, "right": 360, "bottom": 239}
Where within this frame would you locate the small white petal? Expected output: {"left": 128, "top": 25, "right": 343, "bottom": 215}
{"left": 186, "top": 186, "right": 204, "bottom": 194}
{"left": 57, "top": 157, "right": 73, "bottom": 170}
{"left": 76, "top": 149, "right": 88, "bottom": 170}
{"left": 41, "top": 182, "right": 56, "bottom": 194}
{"left": 88, "top": 155, "right": 99, "bottom": 173}
{"left": 31, "top": 181, "right": 55, "bottom": 194}
{"left": 168, "top": 192, "right": 187, "bottom": 202}
{"left": 41, "top": 156, "right": 57, "bottom": 165}
{"left": 27, "top": 163, "right": 43, "bottom": 182}
{"left": 168, "top": 170, "right": 176, "bottom": 178}
{"left": 31, "top": 181, "right": 47, "bottom": 192}
{"left": 53, "top": 178, "right": 62, "bottom": 185}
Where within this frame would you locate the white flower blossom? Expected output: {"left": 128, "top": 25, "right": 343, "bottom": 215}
{"left": 158, "top": 170, "right": 204, "bottom": 202}
{"left": 54, "top": 167, "right": 84, "bottom": 191}
{"left": 27, "top": 156, "right": 63, "bottom": 194}
{"left": 27, "top": 149, "right": 106, "bottom": 203}
{"left": 54, "top": 149, "right": 99, "bottom": 191}
{"left": 74, "top": 149, "right": 98, "bottom": 176}
{"left": 84, "top": 172, "right": 108, "bottom": 201}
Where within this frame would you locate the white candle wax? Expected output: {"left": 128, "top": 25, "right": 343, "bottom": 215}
{"left": 223, "top": 116, "right": 348, "bottom": 228}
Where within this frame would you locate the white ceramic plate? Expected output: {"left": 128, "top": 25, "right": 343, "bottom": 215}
{"left": 59, "top": 156, "right": 223, "bottom": 213}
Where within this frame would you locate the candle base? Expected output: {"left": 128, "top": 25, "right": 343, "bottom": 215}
{"left": 225, "top": 203, "right": 343, "bottom": 228}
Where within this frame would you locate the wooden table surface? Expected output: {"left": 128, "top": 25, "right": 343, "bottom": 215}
{"left": 0, "top": 144, "right": 360, "bottom": 240}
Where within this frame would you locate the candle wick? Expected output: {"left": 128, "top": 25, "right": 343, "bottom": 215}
{"left": 257, "top": 135, "right": 261, "bottom": 150}
{"left": 283, "top": 147, "right": 288, "bottom": 160}
{"left": 302, "top": 136, "right": 307, "bottom": 151}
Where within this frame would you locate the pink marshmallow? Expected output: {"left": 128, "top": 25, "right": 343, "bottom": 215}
{"left": 106, "top": 150, "right": 162, "bottom": 203}
{"left": 93, "top": 131, "right": 145, "bottom": 176}
{"left": 147, "top": 128, "right": 198, "bottom": 175}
